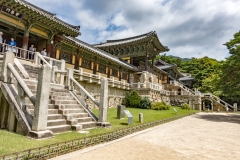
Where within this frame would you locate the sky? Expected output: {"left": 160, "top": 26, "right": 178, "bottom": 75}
{"left": 27, "top": 0, "right": 240, "bottom": 60}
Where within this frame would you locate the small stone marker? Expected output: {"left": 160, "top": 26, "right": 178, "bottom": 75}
{"left": 117, "top": 105, "right": 125, "bottom": 119}
{"left": 139, "top": 113, "right": 143, "bottom": 123}
{"left": 124, "top": 110, "right": 133, "bottom": 125}
{"left": 173, "top": 107, "right": 178, "bottom": 115}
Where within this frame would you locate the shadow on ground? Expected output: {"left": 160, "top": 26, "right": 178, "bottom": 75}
{"left": 193, "top": 113, "right": 240, "bottom": 124}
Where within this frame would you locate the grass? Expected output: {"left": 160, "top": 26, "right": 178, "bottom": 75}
{"left": 0, "top": 107, "right": 193, "bottom": 156}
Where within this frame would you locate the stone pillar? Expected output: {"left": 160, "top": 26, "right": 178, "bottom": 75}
{"left": 233, "top": 103, "right": 237, "bottom": 112}
{"left": 139, "top": 113, "right": 143, "bottom": 123}
{"left": 60, "top": 59, "right": 65, "bottom": 85}
{"left": 145, "top": 53, "right": 148, "bottom": 71}
{"left": 98, "top": 78, "right": 111, "bottom": 127}
{"left": 117, "top": 105, "right": 125, "bottom": 119}
{"left": 30, "top": 65, "right": 53, "bottom": 138}
{"left": 66, "top": 68, "right": 73, "bottom": 90}
{"left": 1, "top": 52, "right": 14, "bottom": 83}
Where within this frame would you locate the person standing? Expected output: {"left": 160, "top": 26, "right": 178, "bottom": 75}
{"left": 8, "top": 37, "right": 17, "bottom": 55}
{"left": 29, "top": 44, "right": 35, "bottom": 60}
{"left": 40, "top": 48, "right": 47, "bottom": 64}
{"left": 226, "top": 106, "right": 229, "bottom": 114}
{"left": 0, "top": 31, "right": 3, "bottom": 52}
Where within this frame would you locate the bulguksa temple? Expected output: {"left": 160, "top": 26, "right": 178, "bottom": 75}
{"left": 0, "top": 0, "right": 235, "bottom": 138}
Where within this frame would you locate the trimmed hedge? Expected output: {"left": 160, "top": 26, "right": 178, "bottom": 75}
{"left": 151, "top": 102, "right": 170, "bottom": 110}
{"left": 140, "top": 97, "right": 152, "bottom": 109}
{"left": 180, "top": 103, "right": 191, "bottom": 110}
{"left": 123, "top": 90, "right": 141, "bottom": 108}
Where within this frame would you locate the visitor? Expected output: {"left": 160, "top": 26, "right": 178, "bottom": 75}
{"left": 0, "top": 31, "right": 3, "bottom": 52}
{"left": 7, "top": 38, "right": 17, "bottom": 55}
{"left": 217, "top": 107, "right": 220, "bottom": 112}
{"left": 29, "top": 44, "right": 35, "bottom": 60}
{"left": 40, "top": 48, "right": 47, "bottom": 64}
{"left": 226, "top": 106, "right": 229, "bottom": 114}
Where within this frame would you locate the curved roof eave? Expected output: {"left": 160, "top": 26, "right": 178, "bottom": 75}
{"left": 64, "top": 36, "right": 138, "bottom": 71}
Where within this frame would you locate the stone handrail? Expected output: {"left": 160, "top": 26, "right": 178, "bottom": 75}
{"left": 70, "top": 76, "right": 99, "bottom": 108}
{"left": 34, "top": 52, "right": 52, "bottom": 68}
{"left": 170, "top": 80, "right": 195, "bottom": 95}
{"left": 7, "top": 63, "right": 36, "bottom": 105}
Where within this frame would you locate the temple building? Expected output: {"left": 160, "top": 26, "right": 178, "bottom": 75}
{"left": 0, "top": 0, "right": 234, "bottom": 137}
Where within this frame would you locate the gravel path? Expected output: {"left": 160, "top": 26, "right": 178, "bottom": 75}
{"left": 50, "top": 113, "right": 240, "bottom": 160}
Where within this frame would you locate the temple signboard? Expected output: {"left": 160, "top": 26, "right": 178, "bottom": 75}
{"left": 1, "top": 6, "right": 23, "bottom": 19}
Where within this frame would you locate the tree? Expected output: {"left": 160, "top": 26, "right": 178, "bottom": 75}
{"left": 217, "top": 31, "right": 240, "bottom": 101}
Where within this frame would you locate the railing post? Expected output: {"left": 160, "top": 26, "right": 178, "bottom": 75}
{"left": 79, "top": 68, "right": 83, "bottom": 81}
{"left": 34, "top": 52, "right": 38, "bottom": 64}
{"left": 89, "top": 74, "right": 92, "bottom": 83}
{"left": 1, "top": 52, "right": 14, "bottom": 83}
{"left": 112, "top": 77, "right": 115, "bottom": 87}
{"left": 97, "top": 78, "right": 111, "bottom": 127}
{"left": 66, "top": 68, "right": 74, "bottom": 90}
{"left": 30, "top": 64, "right": 53, "bottom": 138}
{"left": 51, "top": 66, "right": 57, "bottom": 83}
{"left": 60, "top": 59, "right": 65, "bottom": 85}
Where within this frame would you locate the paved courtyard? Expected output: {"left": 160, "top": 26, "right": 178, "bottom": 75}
{"left": 50, "top": 113, "right": 240, "bottom": 160}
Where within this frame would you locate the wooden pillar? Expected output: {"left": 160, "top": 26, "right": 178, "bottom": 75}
{"left": 22, "top": 29, "right": 29, "bottom": 50}
{"left": 119, "top": 66, "right": 122, "bottom": 81}
{"left": 47, "top": 42, "right": 53, "bottom": 58}
{"left": 130, "top": 57, "right": 133, "bottom": 65}
{"left": 74, "top": 56, "right": 79, "bottom": 69}
{"left": 127, "top": 70, "right": 130, "bottom": 83}
{"left": 145, "top": 53, "right": 148, "bottom": 71}
{"left": 107, "top": 64, "right": 111, "bottom": 78}
{"left": 93, "top": 58, "right": 98, "bottom": 74}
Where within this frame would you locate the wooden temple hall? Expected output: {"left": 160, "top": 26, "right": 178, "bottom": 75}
{"left": 0, "top": 0, "right": 176, "bottom": 85}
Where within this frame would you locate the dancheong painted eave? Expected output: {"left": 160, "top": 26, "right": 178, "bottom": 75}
{"left": 64, "top": 36, "right": 138, "bottom": 71}
{"left": 94, "top": 31, "right": 169, "bottom": 52}
{"left": 1, "top": 0, "right": 81, "bottom": 36}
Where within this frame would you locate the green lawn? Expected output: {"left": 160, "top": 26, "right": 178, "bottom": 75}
{"left": 0, "top": 107, "right": 194, "bottom": 156}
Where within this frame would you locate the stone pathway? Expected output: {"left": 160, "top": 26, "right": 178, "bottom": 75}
{"left": 50, "top": 113, "right": 240, "bottom": 160}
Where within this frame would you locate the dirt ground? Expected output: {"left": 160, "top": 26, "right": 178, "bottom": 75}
{"left": 50, "top": 113, "right": 240, "bottom": 160}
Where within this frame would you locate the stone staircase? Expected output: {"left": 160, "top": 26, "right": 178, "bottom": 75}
{"left": 0, "top": 56, "right": 97, "bottom": 134}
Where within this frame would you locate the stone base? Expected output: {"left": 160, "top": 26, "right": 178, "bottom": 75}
{"left": 72, "top": 125, "right": 82, "bottom": 131}
{"left": 96, "top": 122, "right": 111, "bottom": 128}
{"left": 28, "top": 130, "right": 53, "bottom": 139}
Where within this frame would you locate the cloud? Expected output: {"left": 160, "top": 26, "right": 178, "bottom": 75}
{"left": 26, "top": 0, "right": 240, "bottom": 60}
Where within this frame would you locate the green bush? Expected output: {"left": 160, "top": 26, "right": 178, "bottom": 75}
{"left": 124, "top": 90, "right": 141, "bottom": 108}
{"left": 151, "top": 102, "right": 170, "bottom": 110}
{"left": 140, "top": 97, "right": 152, "bottom": 109}
{"left": 180, "top": 103, "right": 191, "bottom": 110}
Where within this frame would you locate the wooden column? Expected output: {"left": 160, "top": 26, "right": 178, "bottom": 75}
{"left": 119, "top": 66, "right": 122, "bottom": 81}
{"left": 127, "top": 70, "right": 130, "bottom": 83}
{"left": 93, "top": 58, "right": 98, "bottom": 74}
{"left": 22, "top": 28, "right": 29, "bottom": 50}
{"left": 130, "top": 57, "right": 133, "bottom": 65}
{"left": 145, "top": 53, "right": 148, "bottom": 71}
{"left": 107, "top": 63, "right": 111, "bottom": 78}
{"left": 74, "top": 56, "right": 79, "bottom": 69}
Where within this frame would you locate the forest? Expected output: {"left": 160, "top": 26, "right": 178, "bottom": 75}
{"left": 156, "top": 31, "right": 240, "bottom": 104}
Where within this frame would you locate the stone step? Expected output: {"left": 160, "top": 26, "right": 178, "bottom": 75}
{"left": 51, "top": 88, "right": 68, "bottom": 92}
{"left": 23, "top": 80, "right": 65, "bottom": 89}
{"left": 53, "top": 100, "right": 78, "bottom": 105}
{"left": 47, "top": 114, "right": 63, "bottom": 120}
{"left": 75, "top": 117, "right": 93, "bottom": 123}
{"left": 47, "top": 119, "right": 67, "bottom": 127}
{"left": 79, "top": 122, "right": 97, "bottom": 129}
{"left": 50, "top": 95, "right": 75, "bottom": 100}
{"left": 72, "top": 113, "right": 89, "bottom": 118}
{"left": 47, "top": 125, "right": 71, "bottom": 134}
{"left": 65, "top": 109, "right": 85, "bottom": 114}
{"left": 25, "top": 98, "right": 52, "bottom": 104}
{"left": 26, "top": 104, "right": 56, "bottom": 109}
{"left": 51, "top": 92, "right": 71, "bottom": 96}
{"left": 59, "top": 104, "right": 83, "bottom": 109}
{"left": 29, "top": 109, "right": 59, "bottom": 115}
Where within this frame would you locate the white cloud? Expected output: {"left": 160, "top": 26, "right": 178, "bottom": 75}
{"left": 26, "top": 0, "right": 240, "bottom": 60}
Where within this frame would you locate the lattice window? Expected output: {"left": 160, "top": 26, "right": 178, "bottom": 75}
{"left": 60, "top": 52, "right": 71, "bottom": 63}
{"left": 122, "top": 72, "right": 128, "bottom": 80}
{"left": 82, "top": 59, "right": 91, "bottom": 69}
{"left": 99, "top": 65, "right": 106, "bottom": 74}
{"left": 111, "top": 69, "right": 118, "bottom": 77}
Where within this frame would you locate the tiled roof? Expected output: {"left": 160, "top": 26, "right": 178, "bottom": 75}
{"left": 179, "top": 76, "right": 195, "bottom": 81}
{"left": 94, "top": 31, "right": 169, "bottom": 51}
{"left": 15, "top": 0, "right": 80, "bottom": 34}
{"left": 95, "top": 31, "right": 155, "bottom": 47}
{"left": 64, "top": 36, "right": 138, "bottom": 71}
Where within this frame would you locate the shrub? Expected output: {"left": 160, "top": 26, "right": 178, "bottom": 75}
{"left": 180, "top": 103, "right": 191, "bottom": 110}
{"left": 140, "top": 97, "right": 152, "bottom": 109}
{"left": 124, "top": 90, "right": 141, "bottom": 108}
{"left": 151, "top": 102, "right": 170, "bottom": 110}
